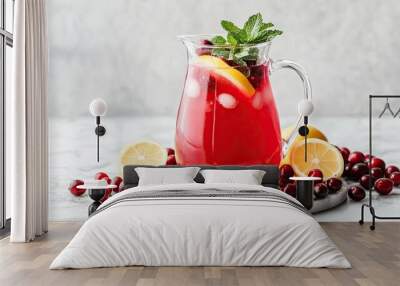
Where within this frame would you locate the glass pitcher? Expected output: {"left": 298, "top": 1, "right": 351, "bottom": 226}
{"left": 175, "top": 35, "right": 312, "bottom": 166}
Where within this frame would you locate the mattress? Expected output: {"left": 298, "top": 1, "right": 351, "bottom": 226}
{"left": 50, "top": 183, "right": 350, "bottom": 269}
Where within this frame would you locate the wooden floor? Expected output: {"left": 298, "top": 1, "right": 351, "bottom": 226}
{"left": 0, "top": 222, "right": 399, "bottom": 286}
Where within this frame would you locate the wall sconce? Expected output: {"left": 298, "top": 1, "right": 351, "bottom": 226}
{"left": 89, "top": 98, "right": 107, "bottom": 162}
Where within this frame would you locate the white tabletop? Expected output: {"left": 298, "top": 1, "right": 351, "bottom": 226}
{"left": 290, "top": 177, "right": 322, "bottom": 181}
{"left": 77, "top": 184, "right": 117, "bottom": 189}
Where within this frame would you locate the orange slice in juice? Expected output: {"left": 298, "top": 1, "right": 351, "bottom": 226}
{"left": 290, "top": 138, "right": 344, "bottom": 179}
{"left": 195, "top": 55, "right": 255, "bottom": 97}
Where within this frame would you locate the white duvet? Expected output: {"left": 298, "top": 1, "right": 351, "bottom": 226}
{"left": 50, "top": 183, "right": 351, "bottom": 269}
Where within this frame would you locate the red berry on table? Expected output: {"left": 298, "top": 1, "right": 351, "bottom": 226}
{"left": 279, "top": 177, "right": 290, "bottom": 190}
{"left": 350, "top": 163, "right": 369, "bottom": 180}
{"left": 364, "top": 154, "right": 374, "bottom": 162}
{"left": 100, "top": 188, "right": 113, "bottom": 203}
{"left": 359, "top": 175, "right": 375, "bottom": 189}
{"left": 343, "top": 163, "right": 353, "bottom": 178}
{"left": 94, "top": 172, "right": 111, "bottom": 184}
{"left": 68, "top": 179, "right": 85, "bottom": 197}
{"left": 340, "top": 147, "right": 351, "bottom": 163}
{"left": 327, "top": 178, "right": 343, "bottom": 193}
{"left": 369, "top": 157, "right": 386, "bottom": 170}
{"left": 370, "top": 167, "right": 384, "bottom": 180}
{"left": 389, "top": 172, "right": 400, "bottom": 187}
{"left": 385, "top": 165, "right": 400, "bottom": 178}
{"left": 166, "top": 147, "right": 175, "bottom": 156}
{"left": 374, "top": 178, "right": 394, "bottom": 195}
{"left": 348, "top": 151, "right": 365, "bottom": 165}
{"left": 280, "top": 164, "right": 294, "bottom": 179}
{"left": 348, "top": 185, "right": 366, "bottom": 201}
{"left": 166, "top": 154, "right": 177, "bottom": 165}
{"left": 314, "top": 183, "right": 328, "bottom": 199}
{"left": 283, "top": 183, "right": 296, "bottom": 197}
{"left": 112, "top": 176, "right": 123, "bottom": 193}
{"left": 308, "top": 169, "right": 323, "bottom": 183}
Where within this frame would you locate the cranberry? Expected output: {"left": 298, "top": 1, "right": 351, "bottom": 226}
{"left": 100, "top": 188, "right": 113, "bottom": 203}
{"left": 359, "top": 175, "right": 375, "bottom": 189}
{"left": 196, "top": 39, "right": 213, "bottom": 56}
{"left": 112, "top": 176, "right": 123, "bottom": 193}
{"left": 340, "top": 147, "right": 351, "bottom": 163}
{"left": 348, "top": 185, "right": 366, "bottom": 201}
{"left": 385, "top": 165, "right": 400, "bottom": 178}
{"left": 389, "top": 172, "right": 400, "bottom": 187}
{"left": 350, "top": 163, "right": 369, "bottom": 180}
{"left": 369, "top": 157, "right": 386, "bottom": 170}
{"left": 348, "top": 151, "right": 365, "bottom": 165}
{"left": 364, "top": 154, "right": 374, "bottom": 162}
{"left": 68, "top": 179, "right": 85, "bottom": 197}
{"left": 95, "top": 172, "right": 111, "bottom": 184}
{"left": 327, "top": 178, "right": 343, "bottom": 193}
{"left": 343, "top": 162, "right": 353, "bottom": 178}
{"left": 308, "top": 169, "right": 323, "bottom": 183}
{"left": 166, "top": 148, "right": 175, "bottom": 156}
{"left": 370, "top": 167, "right": 384, "bottom": 180}
{"left": 280, "top": 164, "right": 295, "bottom": 179}
{"left": 283, "top": 183, "right": 296, "bottom": 197}
{"left": 166, "top": 154, "right": 177, "bottom": 165}
{"left": 95, "top": 171, "right": 109, "bottom": 181}
{"left": 314, "top": 183, "right": 328, "bottom": 199}
{"left": 374, "top": 178, "right": 394, "bottom": 195}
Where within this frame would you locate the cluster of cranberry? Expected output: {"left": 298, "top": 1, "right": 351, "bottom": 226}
{"left": 279, "top": 165, "right": 342, "bottom": 200}
{"left": 279, "top": 147, "right": 400, "bottom": 202}
{"left": 339, "top": 148, "right": 400, "bottom": 200}
{"left": 68, "top": 172, "right": 124, "bottom": 203}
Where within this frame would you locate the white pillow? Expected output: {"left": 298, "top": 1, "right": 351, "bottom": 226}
{"left": 135, "top": 167, "right": 200, "bottom": 186}
{"left": 200, "top": 169, "right": 266, "bottom": 185}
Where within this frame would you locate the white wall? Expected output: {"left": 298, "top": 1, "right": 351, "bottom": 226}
{"left": 48, "top": 0, "right": 400, "bottom": 118}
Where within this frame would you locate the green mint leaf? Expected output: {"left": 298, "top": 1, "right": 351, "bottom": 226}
{"left": 227, "top": 33, "right": 238, "bottom": 45}
{"left": 234, "top": 47, "right": 259, "bottom": 60}
{"left": 243, "top": 13, "right": 263, "bottom": 40}
{"left": 221, "top": 20, "right": 241, "bottom": 34}
{"left": 211, "top": 35, "right": 226, "bottom": 45}
{"left": 261, "top": 22, "right": 274, "bottom": 30}
{"left": 250, "top": 29, "right": 283, "bottom": 43}
{"left": 212, "top": 48, "right": 230, "bottom": 58}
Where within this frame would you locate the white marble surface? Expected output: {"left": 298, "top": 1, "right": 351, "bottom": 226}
{"left": 48, "top": 0, "right": 400, "bottom": 118}
{"left": 49, "top": 115, "right": 400, "bottom": 222}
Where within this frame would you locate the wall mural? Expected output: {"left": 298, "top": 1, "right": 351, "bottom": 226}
{"left": 48, "top": 2, "right": 400, "bottom": 222}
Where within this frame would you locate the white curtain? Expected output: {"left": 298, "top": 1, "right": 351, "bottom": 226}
{"left": 8, "top": 0, "right": 48, "bottom": 242}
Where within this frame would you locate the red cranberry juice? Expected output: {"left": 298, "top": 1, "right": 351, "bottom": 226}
{"left": 175, "top": 62, "right": 282, "bottom": 165}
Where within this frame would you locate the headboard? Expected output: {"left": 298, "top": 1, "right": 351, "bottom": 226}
{"left": 122, "top": 165, "right": 280, "bottom": 189}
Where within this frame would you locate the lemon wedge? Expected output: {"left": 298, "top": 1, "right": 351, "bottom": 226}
{"left": 289, "top": 138, "right": 344, "bottom": 179}
{"left": 281, "top": 124, "right": 328, "bottom": 143}
{"left": 195, "top": 55, "right": 255, "bottom": 97}
{"left": 120, "top": 141, "right": 168, "bottom": 167}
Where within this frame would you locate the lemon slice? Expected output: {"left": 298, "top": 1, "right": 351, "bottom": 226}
{"left": 290, "top": 138, "right": 344, "bottom": 179}
{"left": 195, "top": 55, "right": 255, "bottom": 97}
{"left": 120, "top": 141, "right": 168, "bottom": 166}
{"left": 281, "top": 124, "right": 328, "bottom": 143}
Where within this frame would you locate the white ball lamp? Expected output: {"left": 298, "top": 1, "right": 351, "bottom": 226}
{"left": 297, "top": 99, "right": 314, "bottom": 162}
{"left": 89, "top": 98, "right": 108, "bottom": 162}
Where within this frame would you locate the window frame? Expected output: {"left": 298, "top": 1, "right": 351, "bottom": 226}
{"left": 0, "top": 0, "right": 13, "bottom": 233}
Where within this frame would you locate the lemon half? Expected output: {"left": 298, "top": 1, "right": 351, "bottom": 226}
{"left": 289, "top": 138, "right": 344, "bottom": 179}
{"left": 120, "top": 141, "right": 168, "bottom": 167}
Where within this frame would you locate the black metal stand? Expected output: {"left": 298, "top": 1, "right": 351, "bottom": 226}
{"left": 359, "top": 95, "right": 400, "bottom": 230}
{"left": 88, "top": 188, "right": 106, "bottom": 216}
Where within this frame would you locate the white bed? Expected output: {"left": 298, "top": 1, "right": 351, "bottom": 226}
{"left": 50, "top": 183, "right": 350, "bottom": 269}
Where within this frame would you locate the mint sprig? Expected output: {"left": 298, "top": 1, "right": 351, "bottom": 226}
{"left": 210, "top": 13, "right": 283, "bottom": 72}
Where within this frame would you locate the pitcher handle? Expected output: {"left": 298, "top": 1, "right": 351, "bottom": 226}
{"left": 270, "top": 59, "right": 313, "bottom": 154}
